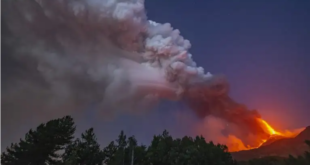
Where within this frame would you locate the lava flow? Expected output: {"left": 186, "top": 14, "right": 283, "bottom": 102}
{"left": 227, "top": 118, "right": 304, "bottom": 152}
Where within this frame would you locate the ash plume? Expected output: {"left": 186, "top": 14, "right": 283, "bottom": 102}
{"left": 184, "top": 76, "right": 270, "bottom": 146}
{"left": 2, "top": 0, "right": 267, "bottom": 148}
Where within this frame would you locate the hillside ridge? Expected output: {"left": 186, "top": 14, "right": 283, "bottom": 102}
{"left": 231, "top": 126, "right": 310, "bottom": 161}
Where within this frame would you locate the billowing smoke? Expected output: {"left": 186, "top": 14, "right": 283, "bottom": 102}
{"left": 184, "top": 77, "right": 270, "bottom": 146}
{"left": 2, "top": 0, "right": 267, "bottom": 149}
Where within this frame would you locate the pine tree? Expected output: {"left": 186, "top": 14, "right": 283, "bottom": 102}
{"left": 103, "top": 132, "right": 147, "bottom": 165}
{"left": 102, "top": 130, "right": 128, "bottom": 165}
{"left": 1, "top": 116, "right": 76, "bottom": 165}
{"left": 103, "top": 141, "right": 118, "bottom": 165}
{"left": 127, "top": 136, "right": 137, "bottom": 165}
{"left": 62, "top": 128, "right": 104, "bottom": 165}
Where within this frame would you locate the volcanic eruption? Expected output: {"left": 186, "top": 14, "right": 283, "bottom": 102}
{"left": 2, "top": 0, "right": 303, "bottom": 151}
{"left": 184, "top": 76, "right": 304, "bottom": 151}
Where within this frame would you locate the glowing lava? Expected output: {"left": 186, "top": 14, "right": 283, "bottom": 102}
{"left": 258, "top": 118, "right": 282, "bottom": 136}
{"left": 227, "top": 118, "right": 304, "bottom": 152}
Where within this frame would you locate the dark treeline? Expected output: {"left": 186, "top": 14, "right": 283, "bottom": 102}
{"left": 1, "top": 116, "right": 310, "bottom": 165}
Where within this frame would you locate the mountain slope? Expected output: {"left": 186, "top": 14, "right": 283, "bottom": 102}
{"left": 261, "top": 134, "right": 286, "bottom": 147}
{"left": 231, "top": 126, "right": 310, "bottom": 161}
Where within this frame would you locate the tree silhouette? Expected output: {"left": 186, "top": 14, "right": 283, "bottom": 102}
{"left": 5, "top": 115, "right": 310, "bottom": 165}
{"left": 145, "top": 130, "right": 236, "bottom": 165}
{"left": 1, "top": 116, "right": 75, "bottom": 165}
{"left": 62, "top": 128, "right": 104, "bottom": 165}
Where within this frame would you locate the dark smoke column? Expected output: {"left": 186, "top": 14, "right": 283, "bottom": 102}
{"left": 184, "top": 75, "right": 270, "bottom": 144}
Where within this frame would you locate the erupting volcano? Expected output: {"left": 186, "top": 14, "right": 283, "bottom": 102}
{"left": 2, "top": 0, "right": 308, "bottom": 154}
{"left": 183, "top": 75, "right": 305, "bottom": 152}
{"left": 226, "top": 118, "right": 305, "bottom": 152}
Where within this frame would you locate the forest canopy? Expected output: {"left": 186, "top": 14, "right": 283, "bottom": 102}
{"left": 1, "top": 116, "right": 309, "bottom": 165}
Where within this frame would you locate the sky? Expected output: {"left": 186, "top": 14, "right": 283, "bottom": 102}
{"left": 2, "top": 0, "right": 310, "bottom": 148}
{"left": 75, "top": 0, "right": 310, "bottom": 146}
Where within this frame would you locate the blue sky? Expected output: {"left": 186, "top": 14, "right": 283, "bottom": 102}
{"left": 74, "top": 0, "right": 310, "bottom": 146}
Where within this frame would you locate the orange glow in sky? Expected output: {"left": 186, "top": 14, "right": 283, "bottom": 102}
{"left": 226, "top": 118, "right": 304, "bottom": 152}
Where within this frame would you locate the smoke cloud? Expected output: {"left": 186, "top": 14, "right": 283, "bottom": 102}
{"left": 184, "top": 77, "right": 270, "bottom": 146}
{"left": 2, "top": 0, "right": 268, "bottom": 149}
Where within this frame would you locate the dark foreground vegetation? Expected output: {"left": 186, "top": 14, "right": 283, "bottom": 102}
{"left": 1, "top": 116, "right": 309, "bottom": 165}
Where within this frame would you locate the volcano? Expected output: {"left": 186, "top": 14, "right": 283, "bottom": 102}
{"left": 231, "top": 126, "right": 310, "bottom": 161}
{"left": 260, "top": 134, "right": 286, "bottom": 147}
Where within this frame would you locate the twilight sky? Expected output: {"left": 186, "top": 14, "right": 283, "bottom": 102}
{"left": 2, "top": 0, "right": 310, "bottom": 148}
{"left": 75, "top": 0, "right": 310, "bottom": 146}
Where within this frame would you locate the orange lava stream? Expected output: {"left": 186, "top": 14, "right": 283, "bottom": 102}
{"left": 259, "top": 118, "right": 282, "bottom": 136}
{"left": 227, "top": 118, "right": 304, "bottom": 152}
